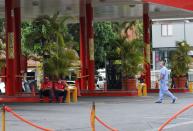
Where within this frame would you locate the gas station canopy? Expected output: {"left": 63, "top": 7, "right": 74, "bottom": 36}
{"left": 0, "top": 0, "right": 193, "bottom": 22}
{"left": 2, "top": 0, "right": 193, "bottom": 99}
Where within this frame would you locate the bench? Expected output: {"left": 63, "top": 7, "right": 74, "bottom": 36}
{"left": 40, "top": 87, "right": 78, "bottom": 103}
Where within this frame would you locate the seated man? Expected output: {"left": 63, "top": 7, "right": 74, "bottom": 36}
{"left": 39, "top": 77, "right": 53, "bottom": 102}
{"left": 54, "top": 79, "right": 68, "bottom": 103}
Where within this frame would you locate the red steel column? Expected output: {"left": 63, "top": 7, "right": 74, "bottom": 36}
{"left": 143, "top": 3, "right": 151, "bottom": 89}
{"left": 86, "top": 0, "right": 95, "bottom": 91}
{"left": 5, "top": 0, "right": 15, "bottom": 95}
{"left": 79, "top": 0, "right": 87, "bottom": 90}
{"left": 14, "top": 0, "right": 22, "bottom": 93}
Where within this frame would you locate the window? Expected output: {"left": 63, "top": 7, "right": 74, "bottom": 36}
{"left": 161, "top": 24, "right": 173, "bottom": 36}
{"left": 161, "top": 25, "right": 167, "bottom": 36}
{"left": 167, "top": 25, "right": 173, "bottom": 35}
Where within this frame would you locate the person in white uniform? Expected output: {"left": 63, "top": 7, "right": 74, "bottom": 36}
{"left": 155, "top": 61, "right": 177, "bottom": 103}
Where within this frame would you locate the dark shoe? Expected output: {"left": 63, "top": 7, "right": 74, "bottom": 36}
{"left": 172, "top": 98, "right": 177, "bottom": 104}
{"left": 155, "top": 100, "right": 162, "bottom": 103}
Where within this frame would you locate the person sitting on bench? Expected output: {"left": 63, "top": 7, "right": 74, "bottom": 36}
{"left": 39, "top": 76, "right": 53, "bottom": 102}
{"left": 54, "top": 79, "right": 68, "bottom": 103}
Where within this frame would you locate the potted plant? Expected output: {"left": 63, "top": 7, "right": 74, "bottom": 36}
{"left": 116, "top": 22, "right": 144, "bottom": 91}
{"left": 170, "top": 41, "right": 192, "bottom": 88}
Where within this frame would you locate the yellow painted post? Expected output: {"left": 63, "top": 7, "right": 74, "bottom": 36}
{"left": 189, "top": 82, "right": 193, "bottom": 93}
{"left": 2, "top": 105, "right": 5, "bottom": 131}
{"left": 143, "top": 84, "right": 147, "bottom": 96}
{"left": 138, "top": 84, "right": 142, "bottom": 96}
{"left": 65, "top": 88, "right": 70, "bottom": 104}
{"left": 91, "top": 102, "right": 95, "bottom": 131}
{"left": 73, "top": 87, "right": 78, "bottom": 103}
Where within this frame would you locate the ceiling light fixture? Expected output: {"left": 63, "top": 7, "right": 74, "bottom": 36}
{"left": 32, "top": 0, "right": 39, "bottom": 6}
{"left": 129, "top": 4, "right": 136, "bottom": 8}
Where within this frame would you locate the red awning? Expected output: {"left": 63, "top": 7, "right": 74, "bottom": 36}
{"left": 144, "top": 0, "right": 193, "bottom": 11}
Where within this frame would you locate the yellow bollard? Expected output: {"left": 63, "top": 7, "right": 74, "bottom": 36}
{"left": 2, "top": 105, "right": 5, "bottom": 131}
{"left": 72, "top": 87, "right": 78, "bottom": 103}
{"left": 138, "top": 84, "right": 142, "bottom": 96}
{"left": 142, "top": 84, "right": 147, "bottom": 96}
{"left": 189, "top": 82, "right": 193, "bottom": 93}
{"left": 65, "top": 88, "right": 70, "bottom": 104}
{"left": 90, "top": 102, "right": 96, "bottom": 131}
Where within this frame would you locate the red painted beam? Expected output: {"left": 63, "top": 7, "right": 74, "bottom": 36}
{"left": 81, "top": 91, "right": 138, "bottom": 97}
{"left": 0, "top": 96, "right": 40, "bottom": 103}
{"left": 147, "top": 88, "right": 189, "bottom": 93}
{"left": 144, "top": 0, "right": 193, "bottom": 11}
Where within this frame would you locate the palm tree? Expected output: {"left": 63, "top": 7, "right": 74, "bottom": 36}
{"left": 24, "top": 12, "right": 79, "bottom": 80}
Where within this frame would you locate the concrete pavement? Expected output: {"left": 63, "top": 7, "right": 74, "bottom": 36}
{"left": 1, "top": 93, "right": 193, "bottom": 131}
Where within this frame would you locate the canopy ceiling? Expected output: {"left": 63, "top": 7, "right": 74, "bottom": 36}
{"left": 0, "top": 0, "right": 192, "bottom": 22}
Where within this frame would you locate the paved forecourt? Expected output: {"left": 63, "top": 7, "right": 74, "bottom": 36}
{"left": 1, "top": 93, "right": 193, "bottom": 131}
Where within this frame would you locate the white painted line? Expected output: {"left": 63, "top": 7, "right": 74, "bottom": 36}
{"left": 147, "top": 120, "right": 193, "bottom": 131}
{"left": 144, "top": 116, "right": 191, "bottom": 120}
